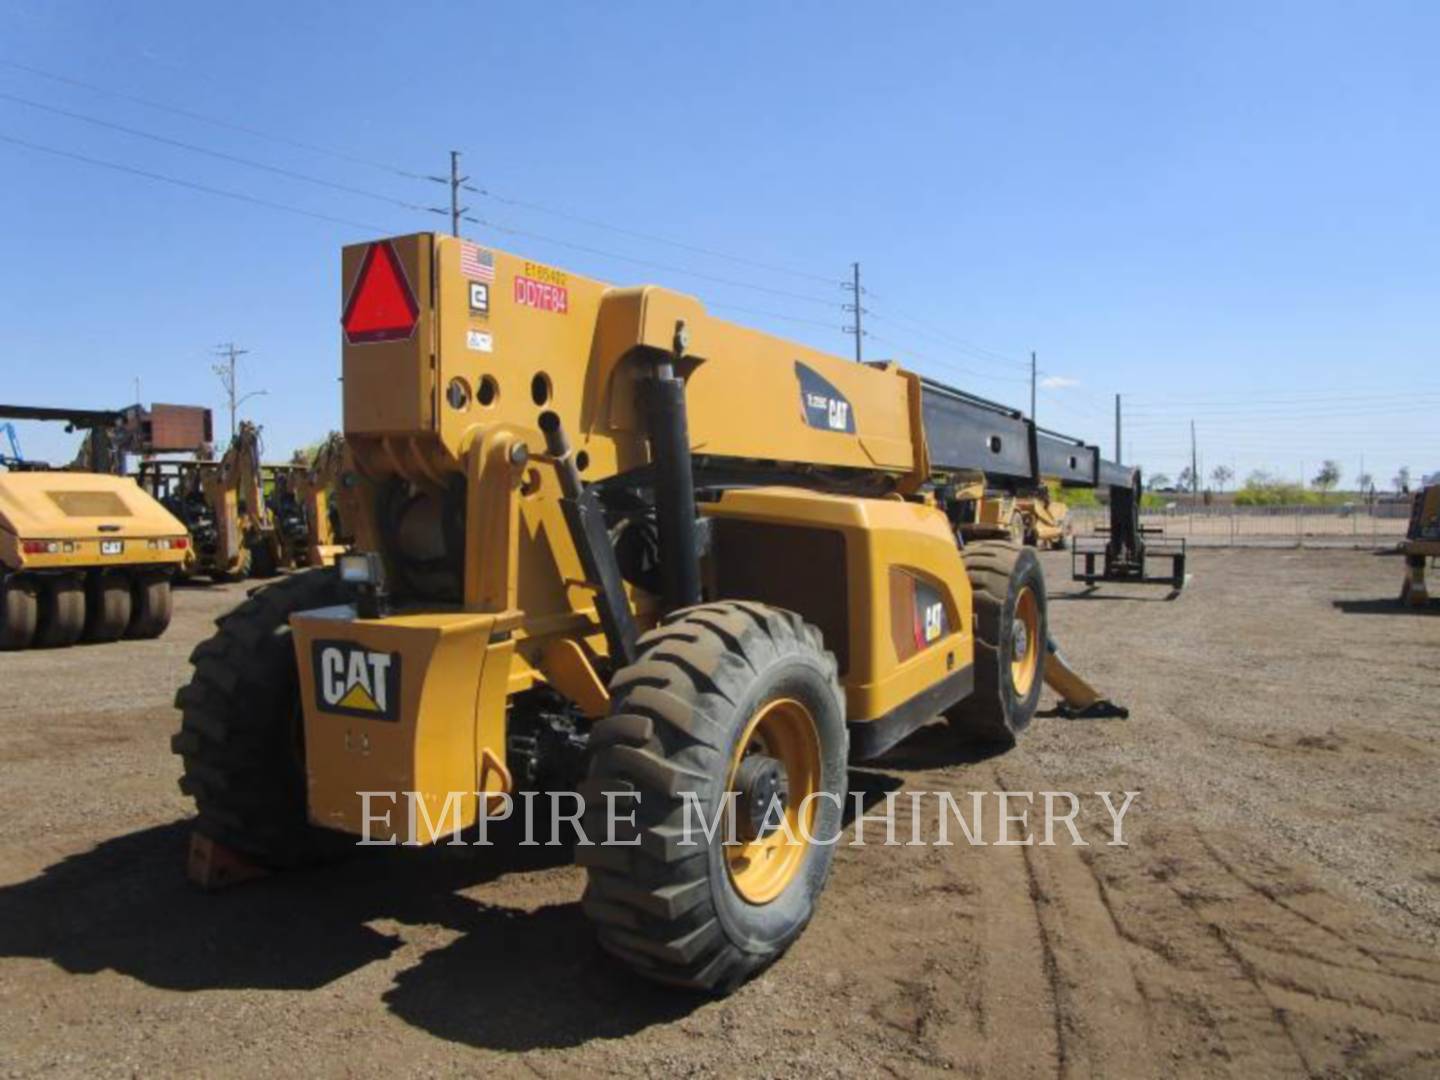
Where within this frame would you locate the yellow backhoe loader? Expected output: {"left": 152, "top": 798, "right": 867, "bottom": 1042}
{"left": 174, "top": 233, "right": 1151, "bottom": 993}
{"left": 143, "top": 421, "right": 285, "bottom": 581}
{"left": 288, "top": 432, "right": 357, "bottom": 567}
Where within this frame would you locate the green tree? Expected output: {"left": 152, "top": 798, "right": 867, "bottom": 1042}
{"left": 1313, "top": 460, "right": 1341, "bottom": 494}
{"left": 1210, "top": 464, "right": 1234, "bottom": 492}
{"left": 1395, "top": 465, "right": 1411, "bottom": 492}
{"left": 1146, "top": 472, "right": 1171, "bottom": 490}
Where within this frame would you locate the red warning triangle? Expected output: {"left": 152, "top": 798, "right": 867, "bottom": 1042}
{"left": 342, "top": 241, "right": 419, "bottom": 344}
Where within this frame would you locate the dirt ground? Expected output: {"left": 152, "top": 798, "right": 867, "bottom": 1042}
{"left": 1, "top": 549, "right": 1437, "bottom": 1078}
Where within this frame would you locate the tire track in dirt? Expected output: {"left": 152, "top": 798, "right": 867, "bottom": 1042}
{"left": 1083, "top": 819, "right": 1440, "bottom": 1076}
{"left": 992, "top": 765, "right": 1158, "bottom": 1079}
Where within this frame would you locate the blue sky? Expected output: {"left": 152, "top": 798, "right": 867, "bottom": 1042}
{"left": 1, "top": 1, "right": 1435, "bottom": 489}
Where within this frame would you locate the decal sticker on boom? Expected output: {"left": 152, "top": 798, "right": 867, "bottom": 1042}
{"left": 514, "top": 274, "right": 569, "bottom": 314}
{"left": 460, "top": 241, "right": 495, "bottom": 283}
{"left": 312, "top": 640, "right": 401, "bottom": 721}
{"left": 468, "top": 280, "right": 490, "bottom": 315}
{"left": 795, "top": 361, "right": 857, "bottom": 433}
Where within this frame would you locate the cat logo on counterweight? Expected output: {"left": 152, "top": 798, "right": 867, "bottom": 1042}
{"left": 312, "top": 640, "right": 401, "bottom": 721}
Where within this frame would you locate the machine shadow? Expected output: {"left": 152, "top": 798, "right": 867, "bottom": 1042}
{"left": 856, "top": 720, "right": 1011, "bottom": 772}
{"left": 1332, "top": 598, "right": 1439, "bottom": 616}
{"left": 1049, "top": 588, "right": 1180, "bottom": 603}
{"left": 0, "top": 818, "right": 700, "bottom": 1049}
{"left": 381, "top": 902, "right": 694, "bottom": 1050}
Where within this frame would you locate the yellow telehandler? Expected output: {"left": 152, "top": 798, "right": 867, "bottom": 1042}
{"left": 174, "top": 233, "right": 1150, "bottom": 992}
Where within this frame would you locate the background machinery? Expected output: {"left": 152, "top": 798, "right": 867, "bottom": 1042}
{"left": 1, "top": 422, "right": 28, "bottom": 469}
{"left": 1399, "top": 483, "right": 1439, "bottom": 606}
{"left": 0, "top": 402, "right": 207, "bottom": 649}
{"left": 143, "top": 420, "right": 292, "bottom": 581}
{"left": 966, "top": 485, "right": 1070, "bottom": 550}
{"left": 174, "top": 233, "right": 1152, "bottom": 993}
{"left": 291, "top": 431, "right": 356, "bottom": 566}
{"left": 1013, "top": 485, "right": 1071, "bottom": 549}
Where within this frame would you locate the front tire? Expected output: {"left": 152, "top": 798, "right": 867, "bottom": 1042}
{"left": 945, "top": 540, "right": 1047, "bottom": 749}
{"left": 578, "top": 601, "right": 847, "bottom": 994}
{"left": 172, "top": 568, "right": 347, "bottom": 865}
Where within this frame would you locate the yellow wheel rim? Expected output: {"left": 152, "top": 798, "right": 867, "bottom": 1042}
{"left": 1011, "top": 585, "right": 1040, "bottom": 697}
{"left": 724, "top": 698, "right": 820, "bottom": 905}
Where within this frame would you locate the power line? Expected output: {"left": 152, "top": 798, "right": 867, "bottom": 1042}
{"left": 0, "top": 132, "right": 392, "bottom": 231}
{"left": 461, "top": 181, "right": 840, "bottom": 285}
{"left": 866, "top": 333, "right": 1033, "bottom": 387}
{"left": 4, "top": 59, "right": 1043, "bottom": 376}
{"left": 462, "top": 213, "right": 843, "bottom": 308}
{"left": 0, "top": 58, "right": 431, "bottom": 180}
{"left": 863, "top": 300, "right": 1030, "bottom": 369}
{"left": 1122, "top": 403, "right": 1440, "bottom": 426}
{"left": 0, "top": 90, "right": 443, "bottom": 213}
{"left": 706, "top": 302, "right": 840, "bottom": 331}
{"left": 1126, "top": 387, "right": 1440, "bottom": 408}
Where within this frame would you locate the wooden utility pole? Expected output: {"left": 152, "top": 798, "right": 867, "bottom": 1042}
{"left": 211, "top": 343, "right": 264, "bottom": 442}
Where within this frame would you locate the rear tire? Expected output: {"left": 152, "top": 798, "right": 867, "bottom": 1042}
{"left": 172, "top": 568, "right": 347, "bottom": 865}
{"left": 83, "top": 572, "right": 133, "bottom": 643}
{"left": 248, "top": 538, "right": 279, "bottom": 579}
{"left": 127, "top": 573, "right": 173, "bottom": 639}
{"left": 578, "top": 601, "right": 847, "bottom": 994}
{"left": 945, "top": 540, "right": 1047, "bottom": 749}
{"left": 34, "top": 574, "right": 85, "bottom": 648}
{"left": 211, "top": 545, "right": 252, "bottom": 584}
{"left": 0, "top": 576, "right": 38, "bottom": 650}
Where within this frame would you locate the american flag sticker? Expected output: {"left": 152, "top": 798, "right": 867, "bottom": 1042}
{"left": 459, "top": 241, "right": 495, "bottom": 283}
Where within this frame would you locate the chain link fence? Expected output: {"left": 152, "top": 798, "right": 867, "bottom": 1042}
{"left": 1068, "top": 500, "right": 1410, "bottom": 549}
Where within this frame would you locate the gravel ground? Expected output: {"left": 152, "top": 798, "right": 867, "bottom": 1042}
{"left": 0, "top": 551, "right": 1437, "bottom": 1078}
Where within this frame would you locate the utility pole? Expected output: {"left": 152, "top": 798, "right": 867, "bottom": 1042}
{"left": 1029, "top": 351, "right": 1037, "bottom": 420}
{"left": 1190, "top": 419, "right": 1199, "bottom": 497}
{"left": 211, "top": 342, "right": 264, "bottom": 442}
{"left": 449, "top": 150, "right": 468, "bottom": 237}
{"left": 1114, "top": 393, "right": 1122, "bottom": 461}
{"left": 842, "top": 262, "right": 866, "bottom": 363}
